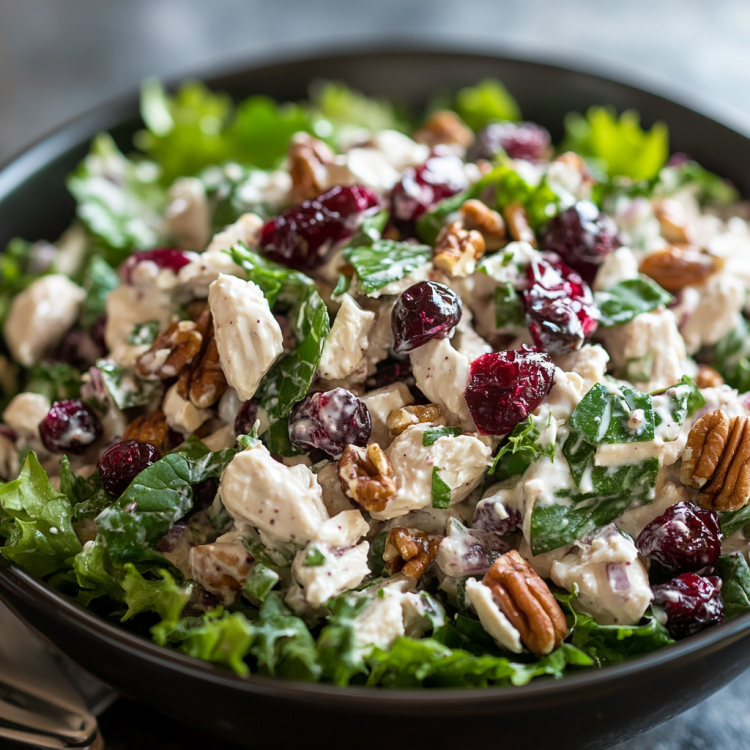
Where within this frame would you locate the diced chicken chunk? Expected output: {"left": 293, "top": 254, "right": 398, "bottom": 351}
{"left": 3, "top": 392, "right": 50, "bottom": 441}
{"left": 551, "top": 524, "right": 652, "bottom": 626}
{"left": 4, "top": 275, "right": 85, "bottom": 366}
{"left": 360, "top": 382, "right": 414, "bottom": 449}
{"left": 163, "top": 383, "right": 212, "bottom": 435}
{"left": 464, "top": 578, "right": 523, "bottom": 653}
{"left": 317, "top": 294, "right": 375, "bottom": 381}
{"left": 592, "top": 246, "right": 639, "bottom": 292}
{"left": 208, "top": 274, "right": 283, "bottom": 400}
{"left": 165, "top": 177, "right": 211, "bottom": 251}
{"left": 291, "top": 542, "right": 370, "bottom": 607}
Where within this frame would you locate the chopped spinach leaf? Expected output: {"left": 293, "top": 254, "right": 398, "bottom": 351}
{"left": 431, "top": 467, "right": 452, "bottom": 509}
{"left": 595, "top": 276, "right": 673, "bottom": 328}
{"left": 342, "top": 240, "right": 432, "bottom": 295}
{"left": 422, "top": 426, "right": 462, "bottom": 446}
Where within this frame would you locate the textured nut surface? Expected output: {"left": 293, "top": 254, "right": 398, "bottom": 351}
{"left": 502, "top": 201, "right": 537, "bottom": 247}
{"left": 135, "top": 320, "right": 202, "bottom": 380}
{"left": 176, "top": 309, "right": 228, "bottom": 409}
{"left": 386, "top": 404, "right": 443, "bottom": 436}
{"left": 123, "top": 411, "right": 171, "bottom": 451}
{"left": 413, "top": 110, "right": 474, "bottom": 148}
{"left": 482, "top": 550, "right": 568, "bottom": 655}
{"left": 338, "top": 443, "right": 396, "bottom": 512}
{"left": 695, "top": 365, "right": 724, "bottom": 389}
{"left": 639, "top": 245, "right": 723, "bottom": 292}
{"left": 383, "top": 527, "right": 440, "bottom": 579}
{"left": 459, "top": 199, "right": 506, "bottom": 250}
{"left": 432, "top": 221, "right": 486, "bottom": 278}
{"left": 653, "top": 199, "right": 692, "bottom": 244}
{"left": 681, "top": 410, "right": 750, "bottom": 511}
{"left": 288, "top": 133, "right": 335, "bottom": 203}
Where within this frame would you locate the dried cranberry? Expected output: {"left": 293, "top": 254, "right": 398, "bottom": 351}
{"left": 259, "top": 185, "right": 379, "bottom": 271}
{"left": 636, "top": 501, "right": 722, "bottom": 574}
{"left": 652, "top": 573, "right": 723, "bottom": 639}
{"left": 523, "top": 253, "right": 599, "bottom": 354}
{"left": 465, "top": 347, "right": 555, "bottom": 435}
{"left": 51, "top": 327, "right": 102, "bottom": 371}
{"left": 193, "top": 477, "right": 219, "bottom": 509}
{"left": 472, "top": 497, "right": 522, "bottom": 535}
{"left": 365, "top": 359, "right": 414, "bottom": 391}
{"left": 466, "top": 121, "right": 551, "bottom": 163}
{"left": 234, "top": 398, "right": 260, "bottom": 436}
{"left": 154, "top": 521, "right": 188, "bottom": 554}
{"left": 120, "top": 248, "right": 193, "bottom": 284}
{"left": 539, "top": 201, "right": 621, "bottom": 283}
{"left": 390, "top": 151, "right": 468, "bottom": 224}
{"left": 391, "top": 281, "right": 462, "bottom": 354}
{"left": 288, "top": 388, "right": 371, "bottom": 458}
{"left": 39, "top": 399, "right": 103, "bottom": 455}
{"left": 97, "top": 439, "right": 161, "bottom": 496}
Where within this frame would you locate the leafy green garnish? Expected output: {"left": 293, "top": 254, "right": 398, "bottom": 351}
{"left": 80, "top": 255, "right": 119, "bottom": 330}
{"left": 342, "top": 240, "right": 432, "bottom": 295}
{"left": 422, "top": 426, "right": 462, "bottom": 446}
{"left": 494, "top": 281, "right": 526, "bottom": 328}
{"left": 67, "top": 134, "right": 167, "bottom": 264}
{"left": 25, "top": 362, "right": 81, "bottom": 401}
{"left": 659, "top": 160, "right": 739, "bottom": 207}
{"left": 59, "top": 456, "right": 111, "bottom": 522}
{"left": 431, "top": 467, "right": 452, "bottom": 509}
{"left": 562, "top": 106, "right": 668, "bottom": 181}
{"left": 316, "top": 593, "right": 372, "bottom": 685}
{"left": 126, "top": 320, "right": 161, "bottom": 346}
{"left": 367, "top": 532, "right": 388, "bottom": 578}
{"left": 303, "top": 546, "right": 327, "bottom": 567}
{"left": 490, "top": 414, "right": 556, "bottom": 480}
{"left": 713, "top": 316, "right": 750, "bottom": 393}
{"left": 455, "top": 79, "right": 520, "bottom": 131}
{"left": 0, "top": 238, "right": 52, "bottom": 327}
{"left": 716, "top": 553, "right": 750, "bottom": 620}
{"left": 0, "top": 453, "right": 82, "bottom": 577}
{"left": 595, "top": 276, "right": 673, "bottom": 328}
{"left": 120, "top": 563, "right": 191, "bottom": 632}
{"left": 243, "top": 562, "right": 280, "bottom": 603}
{"left": 96, "top": 359, "right": 160, "bottom": 410}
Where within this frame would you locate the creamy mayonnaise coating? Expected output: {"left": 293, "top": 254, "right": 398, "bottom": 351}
{"left": 162, "top": 384, "right": 212, "bottom": 435}
{"left": 359, "top": 382, "right": 414, "bottom": 449}
{"left": 4, "top": 275, "right": 85, "bottom": 366}
{"left": 551, "top": 524, "right": 652, "bottom": 625}
{"left": 592, "top": 246, "right": 639, "bottom": 292}
{"left": 208, "top": 274, "right": 284, "bottom": 400}
{"left": 317, "top": 293, "right": 375, "bottom": 381}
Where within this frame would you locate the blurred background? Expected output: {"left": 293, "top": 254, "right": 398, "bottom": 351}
{"left": 1, "top": 0, "right": 749, "bottom": 748}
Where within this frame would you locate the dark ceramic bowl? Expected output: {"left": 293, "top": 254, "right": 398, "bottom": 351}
{"left": 2, "top": 45, "right": 750, "bottom": 750}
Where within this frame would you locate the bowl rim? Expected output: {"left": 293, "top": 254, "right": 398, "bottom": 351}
{"left": 1, "top": 39, "right": 750, "bottom": 706}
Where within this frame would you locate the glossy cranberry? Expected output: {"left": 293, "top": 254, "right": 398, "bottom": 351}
{"left": 652, "top": 573, "right": 723, "bottom": 639}
{"left": 391, "top": 281, "right": 463, "bottom": 354}
{"left": 193, "top": 477, "right": 219, "bottom": 509}
{"left": 154, "top": 521, "right": 188, "bottom": 554}
{"left": 466, "top": 121, "right": 551, "bottom": 163}
{"left": 390, "top": 151, "right": 468, "bottom": 223}
{"left": 465, "top": 347, "right": 555, "bottom": 435}
{"left": 52, "top": 327, "right": 102, "bottom": 371}
{"left": 523, "top": 253, "right": 599, "bottom": 354}
{"left": 234, "top": 398, "right": 260, "bottom": 436}
{"left": 288, "top": 388, "right": 371, "bottom": 458}
{"left": 260, "top": 185, "right": 379, "bottom": 271}
{"left": 97, "top": 439, "right": 161, "bottom": 496}
{"left": 39, "top": 399, "right": 103, "bottom": 455}
{"left": 120, "top": 248, "right": 193, "bottom": 284}
{"left": 472, "top": 497, "right": 522, "bottom": 535}
{"left": 539, "top": 201, "right": 621, "bottom": 283}
{"left": 365, "top": 359, "right": 414, "bottom": 391}
{"left": 636, "top": 501, "right": 722, "bottom": 574}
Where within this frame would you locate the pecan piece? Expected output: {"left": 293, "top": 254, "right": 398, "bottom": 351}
{"left": 681, "top": 410, "right": 750, "bottom": 511}
{"left": 123, "top": 411, "right": 171, "bottom": 451}
{"left": 176, "top": 309, "right": 228, "bottom": 409}
{"left": 653, "top": 199, "right": 693, "bottom": 244}
{"left": 288, "top": 132, "right": 335, "bottom": 203}
{"left": 338, "top": 443, "right": 396, "bottom": 513}
{"left": 459, "top": 199, "right": 506, "bottom": 250}
{"left": 135, "top": 320, "right": 203, "bottom": 381}
{"left": 482, "top": 550, "right": 568, "bottom": 656}
{"left": 386, "top": 404, "right": 443, "bottom": 436}
{"left": 695, "top": 365, "right": 724, "bottom": 389}
{"left": 502, "top": 201, "right": 537, "bottom": 247}
{"left": 639, "top": 245, "right": 723, "bottom": 293}
{"left": 432, "top": 221, "right": 485, "bottom": 278}
{"left": 413, "top": 111, "right": 474, "bottom": 148}
{"left": 383, "top": 527, "right": 440, "bottom": 579}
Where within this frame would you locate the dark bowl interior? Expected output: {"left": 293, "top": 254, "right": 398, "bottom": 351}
{"left": 2, "top": 44, "right": 750, "bottom": 750}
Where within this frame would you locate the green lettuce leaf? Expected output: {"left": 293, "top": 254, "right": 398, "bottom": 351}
{"left": 343, "top": 240, "right": 432, "bottom": 295}
{"left": 431, "top": 468, "right": 452, "bottom": 509}
{"left": 243, "top": 562, "right": 280, "bottom": 603}
{"left": 455, "top": 79, "right": 521, "bottom": 131}
{"left": 0, "top": 452, "right": 82, "bottom": 577}
{"left": 562, "top": 106, "right": 668, "bottom": 181}
{"left": 422, "top": 426, "right": 462, "bottom": 446}
{"left": 490, "top": 414, "right": 556, "bottom": 480}
{"left": 713, "top": 316, "right": 750, "bottom": 393}
{"left": 494, "top": 281, "right": 526, "bottom": 328}
{"left": 25, "top": 362, "right": 81, "bottom": 401}
{"left": 716, "top": 552, "right": 750, "bottom": 620}
{"left": 71, "top": 536, "right": 123, "bottom": 604}
{"left": 0, "top": 237, "right": 53, "bottom": 327}
{"left": 595, "top": 276, "right": 673, "bottom": 328}
{"left": 67, "top": 133, "right": 167, "bottom": 264}
{"left": 80, "top": 255, "right": 119, "bottom": 330}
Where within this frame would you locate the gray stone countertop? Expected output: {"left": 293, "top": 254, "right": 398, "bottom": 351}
{"left": 1, "top": 1, "right": 749, "bottom": 747}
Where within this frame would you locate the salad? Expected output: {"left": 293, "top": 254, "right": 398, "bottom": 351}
{"left": 1, "top": 76, "right": 750, "bottom": 689}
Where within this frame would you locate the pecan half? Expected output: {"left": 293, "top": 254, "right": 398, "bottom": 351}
{"left": 482, "top": 550, "right": 568, "bottom": 656}
{"left": 695, "top": 365, "right": 724, "bottom": 389}
{"left": 386, "top": 404, "right": 443, "bottom": 436}
{"left": 338, "top": 443, "right": 396, "bottom": 513}
{"left": 639, "top": 245, "right": 723, "bottom": 292}
{"left": 176, "top": 309, "right": 228, "bottom": 409}
{"left": 288, "top": 132, "right": 335, "bottom": 203}
{"left": 383, "top": 527, "right": 440, "bottom": 579}
{"left": 123, "top": 411, "right": 171, "bottom": 451}
{"left": 413, "top": 111, "right": 474, "bottom": 148}
{"left": 653, "top": 199, "right": 692, "bottom": 244}
{"left": 681, "top": 410, "right": 750, "bottom": 511}
{"left": 502, "top": 201, "right": 537, "bottom": 247}
{"left": 432, "top": 221, "right": 485, "bottom": 278}
{"left": 135, "top": 320, "right": 203, "bottom": 381}
{"left": 459, "top": 199, "right": 506, "bottom": 250}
